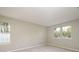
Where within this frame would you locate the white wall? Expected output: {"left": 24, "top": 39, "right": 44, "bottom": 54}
{"left": 0, "top": 15, "right": 47, "bottom": 51}
{"left": 48, "top": 19, "right": 79, "bottom": 51}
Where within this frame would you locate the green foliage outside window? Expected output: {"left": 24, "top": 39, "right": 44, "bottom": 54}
{"left": 54, "top": 26, "right": 72, "bottom": 39}
{"left": 62, "top": 26, "right": 72, "bottom": 38}
{"left": 54, "top": 27, "right": 61, "bottom": 38}
{"left": 0, "top": 22, "right": 10, "bottom": 33}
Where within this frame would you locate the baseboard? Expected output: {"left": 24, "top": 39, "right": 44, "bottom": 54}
{"left": 48, "top": 43, "right": 79, "bottom": 52}
{"left": 8, "top": 43, "right": 45, "bottom": 52}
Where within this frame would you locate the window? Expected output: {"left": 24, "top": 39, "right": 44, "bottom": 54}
{"left": 0, "top": 22, "right": 10, "bottom": 44}
{"left": 54, "top": 26, "right": 72, "bottom": 39}
{"left": 62, "top": 26, "right": 72, "bottom": 39}
{"left": 54, "top": 27, "right": 61, "bottom": 38}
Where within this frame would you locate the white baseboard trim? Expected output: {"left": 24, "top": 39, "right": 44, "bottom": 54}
{"left": 8, "top": 43, "right": 45, "bottom": 52}
{"left": 48, "top": 43, "right": 79, "bottom": 52}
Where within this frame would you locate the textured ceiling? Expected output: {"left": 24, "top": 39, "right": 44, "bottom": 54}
{"left": 0, "top": 7, "right": 79, "bottom": 26}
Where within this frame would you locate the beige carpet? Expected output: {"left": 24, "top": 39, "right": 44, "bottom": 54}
{"left": 15, "top": 46, "right": 72, "bottom": 52}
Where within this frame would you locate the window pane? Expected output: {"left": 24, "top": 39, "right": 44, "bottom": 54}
{"left": 54, "top": 27, "right": 61, "bottom": 38}
{"left": 0, "top": 33, "right": 10, "bottom": 43}
{"left": 62, "top": 26, "right": 72, "bottom": 38}
{"left": 0, "top": 22, "right": 10, "bottom": 43}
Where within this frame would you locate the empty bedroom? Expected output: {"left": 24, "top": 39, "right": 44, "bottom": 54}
{"left": 0, "top": 7, "right": 79, "bottom": 52}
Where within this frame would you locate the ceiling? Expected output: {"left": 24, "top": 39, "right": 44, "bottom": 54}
{"left": 0, "top": 7, "right": 79, "bottom": 26}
